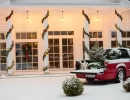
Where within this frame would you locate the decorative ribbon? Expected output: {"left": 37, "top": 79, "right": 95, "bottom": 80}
{"left": 6, "top": 60, "right": 14, "bottom": 71}
{"left": 43, "top": 63, "right": 50, "bottom": 71}
{"left": 82, "top": 10, "right": 90, "bottom": 24}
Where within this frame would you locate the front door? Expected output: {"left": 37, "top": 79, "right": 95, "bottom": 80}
{"left": 48, "top": 38, "right": 74, "bottom": 69}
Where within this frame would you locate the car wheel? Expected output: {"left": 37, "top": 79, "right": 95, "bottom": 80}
{"left": 86, "top": 78, "right": 94, "bottom": 82}
{"left": 115, "top": 68, "right": 125, "bottom": 83}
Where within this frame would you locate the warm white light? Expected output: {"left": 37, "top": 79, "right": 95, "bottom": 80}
{"left": 97, "top": 18, "right": 99, "bottom": 22}
{"left": 26, "top": 18, "right": 29, "bottom": 22}
{"left": 61, "top": 18, "right": 64, "bottom": 22}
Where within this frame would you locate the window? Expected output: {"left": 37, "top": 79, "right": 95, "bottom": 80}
{"left": 0, "top": 43, "right": 6, "bottom": 71}
{"left": 83, "top": 31, "right": 102, "bottom": 38}
{"left": 83, "top": 31, "right": 103, "bottom": 59}
{"left": 111, "top": 31, "right": 130, "bottom": 48}
{"left": 16, "top": 32, "right": 37, "bottom": 39}
{"left": 48, "top": 31, "right": 74, "bottom": 35}
{"left": 15, "top": 42, "right": 38, "bottom": 70}
{"left": 111, "top": 31, "right": 117, "bottom": 38}
{"left": 0, "top": 33, "right": 5, "bottom": 40}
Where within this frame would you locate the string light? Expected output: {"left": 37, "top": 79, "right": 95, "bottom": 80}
{"left": 97, "top": 11, "right": 99, "bottom": 22}
{"left": 61, "top": 11, "right": 64, "bottom": 22}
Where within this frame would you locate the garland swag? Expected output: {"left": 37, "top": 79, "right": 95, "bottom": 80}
{"left": 115, "top": 24, "right": 123, "bottom": 35}
{"left": 43, "top": 47, "right": 50, "bottom": 61}
{"left": 41, "top": 10, "right": 49, "bottom": 23}
{"left": 5, "top": 10, "right": 13, "bottom": 21}
{"left": 6, "top": 25, "right": 14, "bottom": 39}
{"left": 42, "top": 25, "right": 49, "bottom": 39}
{"left": 82, "top": 10, "right": 90, "bottom": 24}
{"left": 6, "top": 60, "right": 14, "bottom": 72}
{"left": 83, "top": 28, "right": 90, "bottom": 38}
{"left": 115, "top": 9, "right": 123, "bottom": 21}
{"left": 6, "top": 41, "right": 14, "bottom": 57}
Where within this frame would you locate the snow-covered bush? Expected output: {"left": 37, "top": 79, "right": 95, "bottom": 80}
{"left": 87, "top": 62, "right": 102, "bottom": 69}
{"left": 123, "top": 78, "right": 130, "bottom": 92}
{"left": 62, "top": 77, "right": 84, "bottom": 96}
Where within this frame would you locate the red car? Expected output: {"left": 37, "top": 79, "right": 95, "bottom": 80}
{"left": 71, "top": 48, "right": 130, "bottom": 83}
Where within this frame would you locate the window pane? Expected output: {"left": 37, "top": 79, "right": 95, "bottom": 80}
{"left": 1, "top": 64, "right": 6, "bottom": 71}
{"left": 33, "top": 42, "right": 37, "bottom": 48}
{"left": 33, "top": 56, "right": 38, "bottom": 62}
{"left": 122, "top": 31, "right": 126, "bottom": 38}
{"left": 61, "top": 31, "right": 67, "bottom": 35}
{"left": 16, "top": 43, "right": 20, "bottom": 49}
{"left": 127, "top": 31, "right": 130, "bottom": 37}
{"left": 48, "top": 31, "right": 53, "bottom": 35}
{"left": 49, "top": 39, "right": 53, "bottom": 46}
{"left": 68, "top": 46, "right": 73, "bottom": 53}
{"left": 111, "top": 31, "right": 117, "bottom": 38}
{"left": 93, "top": 32, "right": 97, "bottom": 38}
{"left": 16, "top": 33, "right": 20, "bottom": 39}
{"left": 69, "top": 61, "right": 74, "bottom": 68}
{"left": 21, "top": 33, "right": 26, "bottom": 39}
{"left": 54, "top": 31, "right": 60, "bottom": 35}
{"left": 16, "top": 57, "right": 21, "bottom": 63}
{"left": 33, "top": 49, "right": 38, "bottom": 55}
{"left": 68, "top": 31, "right": 74, "bottom": 35}
{"left": 111, "top": 41, "right": 116, "bottom": 47}
{"left": 98, "top": 32, "right": 102, "bottom": 38}
{"left": 32, "top": 32, "right": 37, "bottom": 39}
{"left": 54, "top": 46, "right": 59, "bottom": 53}
{"left": 99, "top": 41, "right": 103, "bottom": 47}
{"left": 54, "top": 39, "right": 59, "bottom": 45}
{"left": 55, "top": 62, "right": 60, "bottom": 68}
{"left": 62, "top": 39, "right": 67, "bottom": 45}
{"left": 62, "top": 46, "right": 67, "bottom": 53}
{"left": 63, "top": 61, "right": 68, "bottom": 68}
{"left": 89, "top": 32, "right": 92, "bottom": 38}
{"left": 27, "top": 32, "right": 31, "bottom": 39}
{"left": 127, "top": 41, "right": 130, "bottom": 47}
{"left": 122, "top": 41, "right": 126, "bottom": 47}
{"left": 68, "top": 39, "right": 73, "bottom": 45}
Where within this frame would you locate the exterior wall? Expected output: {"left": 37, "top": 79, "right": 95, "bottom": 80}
{"left": 0, "top": 8, "right": 130, "bottom": 73}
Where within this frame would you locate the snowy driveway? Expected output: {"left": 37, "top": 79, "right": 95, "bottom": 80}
{"left": 0, "top": 75, "right": 129, "bottom": 100}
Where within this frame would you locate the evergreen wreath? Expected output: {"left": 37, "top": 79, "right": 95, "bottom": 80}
{"left": 22, "top": 43, "right": 32, "bottom": 61}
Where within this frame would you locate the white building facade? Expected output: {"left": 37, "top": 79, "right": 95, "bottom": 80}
{"left": 0, "top": 0, "right": 130, "bottom": 74}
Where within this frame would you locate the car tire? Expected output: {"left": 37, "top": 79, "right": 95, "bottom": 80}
{"left": 86, "top": 78, "right": 94, "bottom": 82}
{"left": 115, "top": 68, "right": 125, "bottom": 83}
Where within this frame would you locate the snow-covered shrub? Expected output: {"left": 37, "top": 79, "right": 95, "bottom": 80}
{"left": 123, "top": 78, "right": 130, "bottom": 92}
{"left": 62, "top": 77, "right": 84, "bottom": 96}
{"left": 88, "top": 62, "right": 102, "bottom": 69}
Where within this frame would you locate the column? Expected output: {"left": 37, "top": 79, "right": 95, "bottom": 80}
{"left": 6, "top": 10, "right": 14, "bottom": 75}
{"left": 42, "top": 11, "right": 49, "bottom": 73}
{"left": 115, "top": 9, "right": 123, "bottom": 46}
{"left": 82, "top": 10, "right": 90, "bottom": 60}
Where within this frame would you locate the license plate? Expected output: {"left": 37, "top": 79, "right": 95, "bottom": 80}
{"left": 86, "top": 75, "right": 95, "bottom": 78}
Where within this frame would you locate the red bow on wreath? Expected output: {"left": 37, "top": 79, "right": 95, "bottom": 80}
{"left": 22, "top": 43, "right": 31, "bottom": 62}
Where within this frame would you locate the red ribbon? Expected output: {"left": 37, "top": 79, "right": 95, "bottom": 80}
{"left": 26, "top": 52, "right": 28, "bottom": 62}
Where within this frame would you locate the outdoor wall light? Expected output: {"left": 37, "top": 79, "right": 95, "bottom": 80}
{"left": 97, "top": 11, "right": 100, "bottom": 22}
{"left": 61, "top": 11, "right": 64, "bottom": 22}
{"left": 26, "top": 11, "right": 29, "bottom": 22}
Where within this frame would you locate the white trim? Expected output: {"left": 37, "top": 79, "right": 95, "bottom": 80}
{"left": 116, "top": 63, "right": 126, "bottom": 69}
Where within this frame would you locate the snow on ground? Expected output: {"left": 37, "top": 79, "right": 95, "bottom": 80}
{"left": 0, "top": 75, "right": 129, "bottom": 100}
